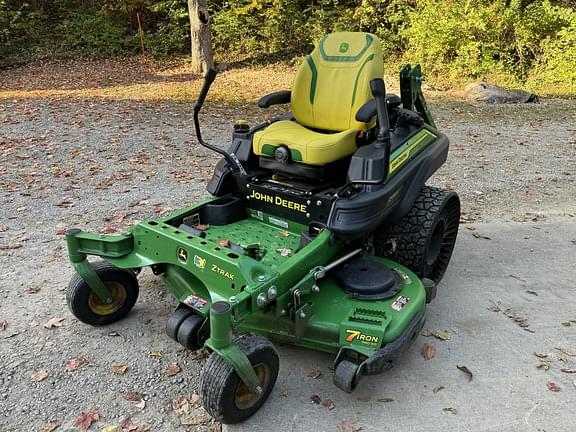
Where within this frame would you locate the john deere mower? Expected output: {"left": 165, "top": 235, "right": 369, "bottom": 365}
{"left": 65, "top": 32, "right": 460, "bottom": 423}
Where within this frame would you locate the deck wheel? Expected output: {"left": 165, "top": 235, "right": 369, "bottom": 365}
{"left": 333, "top": 359, "right": 360, "bottom": 393}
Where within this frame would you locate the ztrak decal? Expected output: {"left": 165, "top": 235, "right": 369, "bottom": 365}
{"left": 249, "top": 190, "right": 308, "bottom": 213}
{"left": 183, "top": 294, "right": 208, "bottom": 310}
{"left": 391, "top": 295, "right": 410, "bottom": 311}
{"left": 345, "top": 329, "right": 380, "bottom": 346}
{"left": 211, "top": 264, "right": 235, "bottom": 280}
{"left": 193, "top": 255, "right": 206, "bottom": 271}
{"left": 177, "top": 247, "right": 188, "bottom": 263}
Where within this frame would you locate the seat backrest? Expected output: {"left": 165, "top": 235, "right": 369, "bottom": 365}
{"left": 291, "top": 32, "right": 383, "bottom": 132}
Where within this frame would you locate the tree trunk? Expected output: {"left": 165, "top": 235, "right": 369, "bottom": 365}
{"left": 188, "top": 0, "right": 214, "bottom": 74}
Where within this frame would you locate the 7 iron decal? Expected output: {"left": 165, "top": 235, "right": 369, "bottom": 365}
{"left": 345, "top": 330, "right": 379, "bottom": 346}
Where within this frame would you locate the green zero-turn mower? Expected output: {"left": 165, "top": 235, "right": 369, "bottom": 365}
{"left": 65, "top": 32, "right": 460, "bottom": 423}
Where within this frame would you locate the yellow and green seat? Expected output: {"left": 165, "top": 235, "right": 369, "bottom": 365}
{"left": 253, "top": 32, "right": 384, "bottom": 173}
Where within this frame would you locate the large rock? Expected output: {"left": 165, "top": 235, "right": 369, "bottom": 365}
{"left": 463, "top": 82, "right": 538, "bottom": 103}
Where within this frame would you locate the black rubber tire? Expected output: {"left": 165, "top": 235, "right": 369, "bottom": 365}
{"left": 375, "top": 186, "right": 460, "bottom": 286}
{"left": 165, "top": 307, "right": 194, "bottom": 341}
{"left": 200, "top": 333, "right": 279, "bottom": 424}
{"left": 333, "top": 360, "right": 360, "bottom": 393}
{"left": 66, "top": 261, "right": 139, "bottom": 326}
{"left": 176, "top": 314, "right": 206, "bottom": 350}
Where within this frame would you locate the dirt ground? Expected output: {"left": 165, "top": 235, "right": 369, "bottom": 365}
{"left": 0, "top": 61, "right": 575, "bottom": 431}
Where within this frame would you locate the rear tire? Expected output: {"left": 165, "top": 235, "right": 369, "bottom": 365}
{"left": 375, "top": 186, "right": 460, "bottom": 285}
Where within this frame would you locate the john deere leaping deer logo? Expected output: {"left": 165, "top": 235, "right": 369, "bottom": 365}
{"left": 177, "top": 247, "right": 188, "bottom": 263}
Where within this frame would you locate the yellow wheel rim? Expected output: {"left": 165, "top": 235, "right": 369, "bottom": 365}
{"left": 234, "top": 363, "right": 270, "bottom": 410}
{"left": 88, "top": 282, "right": 127, "bottom": 316}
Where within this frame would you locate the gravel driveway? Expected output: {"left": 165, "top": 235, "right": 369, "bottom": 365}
{"left": 1, "top": 94, "right": 575, "bottom": 431}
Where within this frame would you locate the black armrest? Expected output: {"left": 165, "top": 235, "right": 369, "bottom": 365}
{"left": 355, "top": 94, "right": 402, "bottom": 123}
{"left": 258, "top": 90, "right": 291, "bottom": 108}
{"left": 356, "top": 100, "right": 376, "bottom": 122}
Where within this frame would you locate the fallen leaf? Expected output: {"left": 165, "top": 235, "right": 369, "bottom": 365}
{"left": 112, "top": 364, "right": 128, "bottom": 375}
{"left": 43, "top": 317, "right": 64, "bottom": 329}
{"left": 547, "top": 382, "right": 561, "bottom": 392}
{"left": 279, "top": 230, "right": 290, "bottom": 237}
{"left": 25, "top": 286, "right": 41, "bottom": 294}
{"left": 165, "top": 362, "right": 181, "bottom": 376}
{"left": 123, "top": 391, "right": 144, "bottom": 402}
{"left": 38, "top": 418, "right": 61, "bottom": 432}
{"left": 276, "top": 247, "right": 292, "bottom": 257}
{"left": 135, "top": 399, "right": 146, "bottom": 410}
{"left": 218, "top": 239, "right": 230, "bottom": 248}
{"left": 73, "top": 411, "right": 99, "bottom": 430}
{"left": 0, "top": 320, "right": 7, "bottom": 331}
{"left": 108, "top": 331, "right": 121, "bottom": 337}
{"left": 420, "top": 329, "right": 433, "bottom": 337}
{"left": 0, "top": 243, "right": 23, "bottom": 250}
{"left": 433, "top": 385, "right": 445, "bottom": 394}
{"left": 64, "top": 357, "right": 86, "bottom": 372}
{"left": 457, "top": 365, "right": 473, "bottom": 381}
{"left": 472, "top": 232, "right": 491, "bottom": 240}
{"left": 171, "top": 397, "right": 190, "bottom": 415}
{"left": 487, "top": 302, "right": 501, "bottom": 312}
{"left": 421, "top": 343, "right": 436, "bottom": 360}
{"left": 443, "top": 407, "right": 458, "bottom": 414}
{"left": 536, "top": 361, "right": 551, "bottom": 370}
{"left": 120, "top": 417, "right": 138, "bottom": 432}
{"left": 433, "top": 330, "right": 452, "bottom": 341}
{"left": 307, "top": 368, "right": 322, "bottom": 379}
{"left": 100, "top": 426, "right": 118, "bottom": 432}
{"left": 338, "top": 420, "right": 362, "bottom": 432}
{"left": 148, "top": 351, "right": 162, "bottom": 357}
{"left": 556, "top": 348, "right": 576, "bottom": 357}
{"left": 534, "top": 352, "right": 548, "bottom": 359}
{"left": 310, "top": 394, "right": 321, "bottom": 404}
{"left": 560, "top": 368, "right": 576, "bottom": 374}
{"left": 322, "top": 399, "right": 335, "bottom": 410}
{"left": 377, "top": 398, "right": 394, "bottom": 403}
{"left": 180, "top": 416, "right": 211, "bottom": 426}
{"left": 31, "top": 370, "right": 48, "bottom": 382}
{"left": 526, "top": 290, "right": 538, "bottom": 296}
{"left": 279, "top": 388, "right": 288, "bottom": 397}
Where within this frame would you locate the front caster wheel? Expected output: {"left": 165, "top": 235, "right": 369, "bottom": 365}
{"left": 66, "top": 261, "right": 139, "bottom": 326}
{"left": 200, "top": 333, "right": 279, "bottom": 424}
{"left": 333, "top": 360, "right": 360, "bottom": 393}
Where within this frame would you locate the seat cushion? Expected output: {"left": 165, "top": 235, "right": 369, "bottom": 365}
{"left": 253, "top": 120, "right": 359, "bottom": 166}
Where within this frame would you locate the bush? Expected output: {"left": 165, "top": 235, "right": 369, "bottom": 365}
{"left": 55, "top": 9, "right": 137, "bottom": 58}
{"left": 0, "top": 1, "right": 42, "bottom": 67}
{"left": 399, "top": 0, "right": 576, "bottom": 87}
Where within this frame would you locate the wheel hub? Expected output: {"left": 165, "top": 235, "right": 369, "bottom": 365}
{"left": 88, "top": 281, "right": 126, "bottom": 315}
{"left": 234, "top": 363, "right": 270, "bottom": 410}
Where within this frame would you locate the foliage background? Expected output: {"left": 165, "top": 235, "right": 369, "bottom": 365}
{"left": 1, "top": 0, "right": 575, "bottom": 92}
